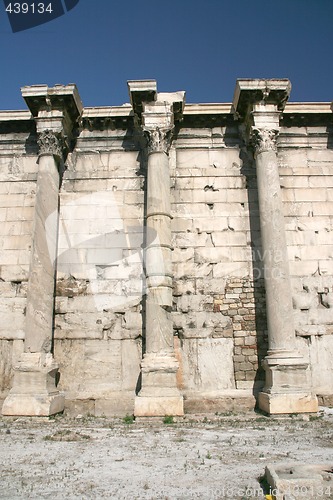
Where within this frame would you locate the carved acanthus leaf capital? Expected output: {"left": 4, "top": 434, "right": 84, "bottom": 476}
{"left": 251, "top": 128, "right": 279, "bottom": 157}
{"left": 37, "top": 129, "right": 65, "bottom": 159}
{"left": 145, "top": 127, "right": 173, "bottom": 155}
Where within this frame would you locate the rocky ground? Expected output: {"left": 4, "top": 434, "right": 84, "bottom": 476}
{"left": 0, "top": 409, "right": 332, "bottom": 499}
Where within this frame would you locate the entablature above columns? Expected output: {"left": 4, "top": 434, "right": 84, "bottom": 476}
{"left": 0, "top": 82, "right": 331, "bottom": 152}
{"left": 128, "top": 80, "right": 186, "bottom": 154}
{"left": 232, "top": 79, "right": 292, "bottom": 152}
{"left": 21, "top": 84, "right": 82, "bottom": 121}
{"left": 233, "top": 79, "right": 291, "bottom": 120}
{"left": 21, "top": 84, "right": 83, "bottom": 161}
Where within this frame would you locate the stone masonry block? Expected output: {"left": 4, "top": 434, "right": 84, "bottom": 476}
{"left": 194, "top": 247, "right": 231, "bottom": 264}
{"left": 122, "top": 312, "right": 142, "bottom": 330}
{"left": 312, "top": 202, "right": 333, "bottom": 216}
{"left": 192, "top": 216, "right": 229, "bottom": 232}
{"left": 309, "top": 176, "right": 333, "bottom": 188}
{"left": 211, "top": 232, "right": 247, "bottom": 246}
{"left": 293, "top": 188, "right": 326, "bottom": 202}
{"left": 213, "top": 262, "right": 249, "bottom": 278}
{"left": 289, "top": 261, "right": 319, "bottom": 277}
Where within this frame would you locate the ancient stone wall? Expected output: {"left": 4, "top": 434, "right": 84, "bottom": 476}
{"left": 0, "top": 81, "right": 332, "bottom": 415}
{"left": 53, "top": 132, "right": 145, "bottom": 415}
{"left": 0, "top": 149, "right": 37, "bottom": 401}
{"left": 278, "top": 139, "right": 333, "bottom": 399}
{"left": 170, "top": 127, "right": 268, "bottom": 400}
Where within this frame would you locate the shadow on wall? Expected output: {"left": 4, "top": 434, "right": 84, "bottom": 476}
{"left": 327, "top": 123, "right": 333, "bottom": 150}
{"left": 239, "top": 140, "right": 268, "bottom": 399}
{"left": 122, "top": 121, "right": 147, "bottom": 396}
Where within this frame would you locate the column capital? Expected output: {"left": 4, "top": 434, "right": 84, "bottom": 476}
{"left": 145, "top": 127, "right": 173, "bottom": 155}
{"left": 37, "top": 129, "right": 64, "bottom": 159}
{"left": 251, "top": 127, "right": 279, "bottom": 157}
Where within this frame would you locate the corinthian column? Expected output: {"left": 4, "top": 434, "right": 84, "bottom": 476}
{"left": 128, "top": 80, "right": 185, "bottom": 416}
{"left": 233, "top": 80, "right": 318, "bottom": 415}
{"left": 251, "top": 124, "right": 300, "bottom": 354}
{"left": 2, "top": 85, "right": 82, "bottom": 416}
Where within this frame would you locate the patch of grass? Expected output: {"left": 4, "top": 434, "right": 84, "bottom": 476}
{"left": 309, "top": 414, "right": 323, "bottom": 421}
{"left": 163, "top": 415, "right": 174, "bottom": 425}
{"left": 123, "top": 414, "right": 135, "bottom": 424}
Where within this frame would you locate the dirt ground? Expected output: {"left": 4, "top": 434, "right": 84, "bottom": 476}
{"left": 0, "top": 409, "right": 332, "bottom": 500}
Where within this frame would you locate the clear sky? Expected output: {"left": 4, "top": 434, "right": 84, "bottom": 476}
{"left": 1, "top": 0, "right": 332, "bottom": 110}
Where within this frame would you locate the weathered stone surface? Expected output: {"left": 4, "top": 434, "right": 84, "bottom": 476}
{"left": 134, "top": 396, "right": 184, "bottom": 417}
{"left": 54, "top": 338, "right": 141, "bottom": 401}
{"left": 180, "top": 338, "right": 235, "bottom": 393}
{"left": 259, "top": 390, "right": 318, "bottom": 415}
{"left": 184, "top": 390, "right": 256, "bottom": 413}
{"left": 0, "top": 340, "right": 23, "bottom": 398}
{"left": 2, "top": 353, "right": 64, "bottom": 416}
{"left": 95, "top": 393, "right": 136, "bottom": 417}
{"left": 265, "top": 463, "right": 333, "bottom": 500}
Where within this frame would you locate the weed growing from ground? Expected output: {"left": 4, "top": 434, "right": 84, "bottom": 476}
{"left": 163, "top": 416, "right": 174, "bottom": 425}
{"left": 123, "top": 414, "right": 135, "bottom": 424}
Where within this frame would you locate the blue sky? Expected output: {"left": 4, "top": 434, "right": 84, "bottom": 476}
{"left": 1, "top": 0, "right": 333, "bottom": 110}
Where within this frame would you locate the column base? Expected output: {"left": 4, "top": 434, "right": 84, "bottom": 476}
{"left": 134, "top": 351, "right": 184, "bottom": 416}
{"left": 2, "top": 352, "right": 64, "bottom": 417}
{"left": 258, "top": 352, "right": 318, "bottom": 415}
{"left": 134, "top": 395, "right": 184, "bottom": 417}
{"left": 258, "top": 392, "right": 318, "bottom": 415}
{"left": 2, "top": 393, "right": 64, "bottom": 417}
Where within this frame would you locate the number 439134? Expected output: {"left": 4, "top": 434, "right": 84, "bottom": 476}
{"left": 5, "top": 3, "right": 54, "bottom": 14}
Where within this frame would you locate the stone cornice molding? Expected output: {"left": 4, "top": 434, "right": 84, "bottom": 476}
{"left": 128, "top": 80, "right": 185, "bottom": 156}
{"left": 21, "top": 84, "right": 82, "bottom": 122}
{"left": 37, "top": 129, "right": 64, "bottom": 159}
{"left": 233, "top": 79, "right": 291, "bottom": 120}
{"left": 251, "top": 127, "right": 279, "bottom": 157}
{"left": 232, "top": 80, "right": 290, "bottom": 153}
{"left": 21, "top": 85, "right": 82, "bottom": 159}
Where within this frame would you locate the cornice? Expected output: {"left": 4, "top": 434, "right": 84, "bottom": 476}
{"left": 21, "top": 84, "right": 83, "bottom": 121}
{"left": 284, "top": 102, "right": 331, "bottom": 114}
{"left": 0, "top": 110, "right": 32, "bottom": 121}
{"left": 80, "top": 102, "right": 332, "bottom": 119}
{"left": 0, "top": 102, "right": 332, "bottom": 130}
{"left": 82, "top": 105, "right": 133, "bottom": 118}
